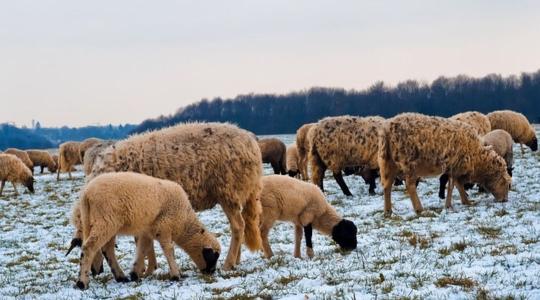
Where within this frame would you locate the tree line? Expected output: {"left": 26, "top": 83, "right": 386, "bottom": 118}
{"left": 133, "top": 70, "right": 540, "bottom": 135}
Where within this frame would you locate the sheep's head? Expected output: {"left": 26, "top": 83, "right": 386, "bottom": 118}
{"left": 183, "top": 229, "right": 221, "bottom": 274}
{"left": 478, "top": 148, "right": 511, "bottom": 202}
{"left": 526, "top": 136, "right": 538, "bottom": 152}
{"left": 331, "top": 219, "right": 358, "bottom": 251}
{"left": 25, "top": 176, "right": 35, "bottom": 194}
{"left": 48, "top": 161, "right": 58, "bottom": 173}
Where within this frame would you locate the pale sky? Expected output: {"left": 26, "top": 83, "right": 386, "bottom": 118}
{"left": 1, "top": 0, "right": 539, "bottom": 127}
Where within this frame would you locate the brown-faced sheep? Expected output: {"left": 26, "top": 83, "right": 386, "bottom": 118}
{"left": 378, "top": 113, "right": 511, "bottom": 216}
{"left": 296, "top": 123, "right": 315, "bottom": 180}
{"left": 310, "top": 115, "right": 384, "bottom": 196}
{"left": 487, "top": 110, "right": 537, "bottom": 151}
{"left": 4, "top": 148, "right": 33, "bottom": 174}
{"left": 0, "top": 153, "right": 34, "bottom": 196}
{"left": 259, "top": 175, "right": 357, "bottom": 259}
{"left": 79, "top": 138, "right": 103, "bottom": 163}
{"left": 286, "top": 144, "right": 300, "bottom": 178}
{"left": 88, "top": 122, "right": 262, "bottom": 271}
{"left": 56, "top": 141, "right": 81, "bottom": 181}
{"left": 26, "top": 150, "right": 57, "bottom": 174}
{"left": 258, "top": 138, "right": 287, "bottom": 175}
{"left": 74, "top": 172, "right": 220, "bottom": 290}
{"left": 450, "top": 111, "right": 491, "bottom": 136}
{"left": 83, "top": 140, "right": 115, "bottom": 176}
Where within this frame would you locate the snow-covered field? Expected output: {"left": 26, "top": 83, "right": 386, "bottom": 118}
{"left": 1, "top": 131, "right": 539, "bottom": 299}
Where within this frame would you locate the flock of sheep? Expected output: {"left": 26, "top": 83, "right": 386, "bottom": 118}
{"left": 0, "top": 109, "right": 537, "bottom": 291}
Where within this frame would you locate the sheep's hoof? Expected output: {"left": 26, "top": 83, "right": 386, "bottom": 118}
{"left": 170, "top": 275, "right": 180, "bottom": 282}
{"left": 415, "top": 209, "right": 423, "bottom": 215}
{"left": 75, "top": 281, "right": 87, "bottom": 290}
{"left": 368, "top": 191, "right": 376, "bottom": 196}
{"left": 91, "top": 264, "right": 103, "bottom": 277}
{"left": 129, "top": 272, "right": 140, "bottom": 282}
{"left": 383, "top": 210, "right": 392, "bottom": 218}
{"left": 115, "top": 276, "right": 129, "bottom": 283}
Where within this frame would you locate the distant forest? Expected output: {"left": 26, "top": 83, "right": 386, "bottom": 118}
{"left": 0, "top": 123, "right": 136, "bottom": 150}
{"left": 133, "top": 70, "right": 540, "bottom": 135}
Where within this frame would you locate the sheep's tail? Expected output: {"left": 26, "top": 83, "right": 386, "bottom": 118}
{"left": 80, "top": 193, "right": 91, "bottom": 246}
{"left": 242, "top": 189, "right": 263, "bottom": 251}
{"left": 378, "top": 123, "right": 391, "bottom": 162}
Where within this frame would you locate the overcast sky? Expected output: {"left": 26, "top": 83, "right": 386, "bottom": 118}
{"left": 1, "top": 0, "right": 539, "bottom": 127}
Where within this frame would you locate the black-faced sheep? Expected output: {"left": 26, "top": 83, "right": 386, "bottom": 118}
{"left": 286, "top": 144, "right": 300, "bottom": 178}
{"left": 74, "top": 172, "right": 220, "bottom": 290}
{"left": 0, "top": 153, "right": 34, "bottom": 196}
{"left": 82, "top": 140, "right": 115, "bottom": 176}
{"left": 57, "top": 141, "right": 82, "bottom": 181}
{"left": 26, "top": 150, "right": 57, "bottom": 174}
{"left": 296, "top": 123, "right": 315, "bottom": 180}
{"left": 487, "top": 110, "right": 538, "bottom": 151}
{"left": 378, "top": 113, "right": 511, "bottom": 216}
{"left": 259, "top": 175, "right": 357, "bottom": 258}
{"left": 309, "top": 115, "right": 384, "bottom": 196}
{"left": 258, "top": 138, "right": 287, "bottom": 175}
{"left": 79, "top": 138, "right": 103, "bottom": 163}
{"left": 450, "top": 111, "right": 491, "bottom": 136}
{"left": 4, "top": 148, "right": 34, "bottom": 174}
{"left": 88, "top": 122, "right": 262, "bottom": 271}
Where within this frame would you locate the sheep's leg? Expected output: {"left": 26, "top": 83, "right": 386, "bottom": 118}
{"left": 379, "top": 162, "right": 397, "bottom": 217}
{"left": 11, "top": 182, "right": 19, "bottom": 196}
{"left": 157, "top": 234, "right": 181, "bottom": 281}
{"left": 294, "top": 224, "right": 303, "bottom": 258}
{"left": 76, "top": 227, "right": 116, "bottom": 290}
{"left": 310, "top": 152, "right": 326, "bottom": 192}
{"left": 405, "top": 176, "right": 423, "bottom": 214}
{"left": 144, "top": 238, "right": 158, "bottom": 277}
{"left": 68, "top": 166, "right": 73, "bottom": 180}
{"left": 222, "top": 205, "right": 245, "bottom": 271}
{"left": 304, "top": 224, "right": 314, "bottom": 258}
{"left": 333, "top": 171, "right": 352, "bottom": 196}
{"left": 131, "top": 236, "right": 150, "bottom": 281}
{"left": 300, "top": 156, "right": 308, "bottom": 181}
{"left": 456, "top": 182, "right": 471, "bottom": 205}
{"left": 438, "top": 174, "right": 448, "bottom": 199}
{"left": 56, "top": 164, "right": 61, "bottom": 181}
{"left": 90, "top": 254, "right": 104, "bottom": 276}
{"left": 260, "top": 219, "right": 274, "bottom": 259}
{"left": 101, "top": 237, "right": 128, "bottom": 283}
{"left": 445, "top": 177, "right": 454, "bottom": 209}
{"left": 0, "top": 180, "right": 5, "bottom": 196}
{"left": 39, "top": 166, "right": 44, "bottom": 174}
{"left": 520, "top": 143, "right": 525, "bottom": 156}
{"left": 270, "top": 162, "right": 280, "bottom": 175}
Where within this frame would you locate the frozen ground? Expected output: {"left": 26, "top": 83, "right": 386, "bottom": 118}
{"left": 1, "top": 131, "right": 539, "bottom": 299}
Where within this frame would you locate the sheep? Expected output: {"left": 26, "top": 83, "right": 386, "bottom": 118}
{"left": 56, "top": 141, "right": 81, "bottom": 181}
{"left": 450, "top": 111, "right": 491, "bottom": 136}
{"left": 82, "top": 140, "right": 115, "bottom": 176}
{"left": 259, "top": 175, "right": 357, "bottom": 259}
{"left": 4, "top": 148, "right": 34, "bottom": 174}
{"left": 309, "top": 115, "right": 385, "bottom": 196}
{"left": 88, "top": 122, "right": 262, "bottom": 271}
{"left": 483, "top": 129, "right": 514, "bottom": 176}
{"left": 0, "top": 153, "right": 34, "bottom": 196}
{"left": 258, "top": 138, "right": 287, "bottom": 175}
{"left": 296, "top": 123, "right": 315, "bottom": 180}
{"left": 286, "top": 144, "right": 300, "bottom": 178}
{"left": 26, "top": 150, "right": 57, "bottom": 174}
{"left": 79, "top": 138, "right": 103, "bottom": 163}
{"left": 487, "top": 110, "right": 538, "bottom": 152}
{"left": 378, "top": 113, "right": 511, "bottom": 216}
{"left": 74, "top": 172, "right": 220, "bottom": 290}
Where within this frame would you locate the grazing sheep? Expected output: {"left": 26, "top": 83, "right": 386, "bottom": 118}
{"left": 83, "top": 140, "right": 115, "bottom": 176}
{"left": 487, "top": 110, "right": 538, "bottom": 151}
{"left": 286, "top": 144, "right": 300, "bottom": 178}
{"left": 0, "top": 153, "right": 34, "bottom": 196}
{"left": 450, "top": 111, "right": 491, "bottom": 136}
{"left": 483, "top": 129, "right": 514, "bottom": 176}
{"left": 79, "top": 138, "right": 103, "bottom": 163}
{"left": 378, "top": 113, "right": 511, "bottom": 216}
{"left": 258, "top": 138, "right": 287, "bottom": 175}
{"left": 4, "top": 148, "right": 34, "bottom": 174}
{"left": 26, "top": 150, "right": 57, "bottom": 174}
{"left": 296, "top": 123, "right": 315, "bottom": 180}
{"left": 310, "top": 115, "right": 384, "bottom": 196}
{"left": 56, "top": 141, "right": 81, "bottom": 181}
{"left": 259, "top": 175, "right": 357, "bottom": 259}
{"left": 74, "top": 172, "right": 220, "bottom": 290}
{"left": 89, "top": 122, "right": 262, "bottom": 271}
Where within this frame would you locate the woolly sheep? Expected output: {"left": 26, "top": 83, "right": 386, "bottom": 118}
{"left": 57, "top": 141, "right": 81, "bottom": 181}
{"left": 450, "top": 111, "right": 491, "bottom": 136}
{"left": 0, "top": 153, "right": 34, "bottom": 196}
{"left": 258, "top": 138, "right": 287, "bottom": 175}
{"left": 487, "top": 110, "right": 538, "bottom": 151}
{"left": 378, "top": 113, "right": 511, "bottom": 216}
{"left": 286, "top": 144, "right": 300, "bottom": 178}
{"left": 79, "top": 138, "right": 103, "bottom": 163}
{"left": 26, "top": 150, "right": 57, "bottom": 174}
{"left": 483, "top": 129, "right": 514, "bottom": 176}
{"left": 74, "top": 172, "right": 220, "bottom": 290}
{"left": 82, "top": 140, "right": 115, "bottom": 176}
{"left": 310, "top": 115, "right": 384, "bottom": 196}
{"left": 4, "top": 148, "right": 33, "bottom": 174}
{"left": 88, "top": 122, "right": 262, "bottom": 271}
{"left": 296, "top": 123, "right": 315, "bottom": 180}
{"left": 259, "top": 175, "right": 357, "bottom": 259}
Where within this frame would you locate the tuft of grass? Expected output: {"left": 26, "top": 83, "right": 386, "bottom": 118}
{"left": 6, "top": 255, "right": 35, "bottom": 268}
{"left": 276, "top": 274, "right": 299, "bottom": 286}
{"left": 116, "top": 292, "right": 145, "bottom": 300}
{"left": 435, "top": 276, "right": 476, "bottom": 289}
{"left": 438, "top": 240, "right": 469, "bottom": 256}
{"left": 490, "top": 244, "right": 517, "bottom": 256}
{"left": 494, "top": 209, "right": 509, "bottom": 217}
{"left": 477, "top": 226, "right": 502, "bottom": 238}
{"left": 407, "top": 234, "right": 430, "bottom": 249}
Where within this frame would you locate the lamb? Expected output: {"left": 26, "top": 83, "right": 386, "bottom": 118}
{"left": 259, "top": 175, "right": 357, "bottom": 259}
{"left": 56, "top": 141, "right": 81, "bottom": 181}
{"left": 88, "top": 122, "right": 262, "bottom": 271}
{"left": 74, "top": 172, "right": 220, "bottom": 290}
{"left": 82, "top": 140, "right": 115, "bottom": 176}
{"left": 286, "top": 144, "right": 300, "bottom": 178}
{"left": 26, "top": 150, "right": 57, "bottom": 174}
{"left": 79, "top": 138, "right": 103, "bottom": 163}
{"left": 4, "top": 148, "right": 34, "bottom": 174}
{"left": 0, "top": 153, "right": 34, "bottom": 196}
{"left": 482, "top": 129, "right": 514, "bottom": 176}
{"left": 296, "top": 123, "right": 315, "bottom": 180}
{"left": 258, "top": 138, "right": 287, "bottom": 175}
{"left": 487, "top": 110, "right": 538, "bottom": 151}
{"left": 450, "top": 111, "right": 491, "bottom": 136}
{"left": 378, "top": 113, "right": 511, "bottom": 216}
{"left": 309, "top": 115, "right": 385, "bottom": 196}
